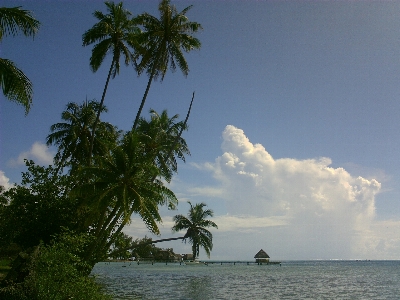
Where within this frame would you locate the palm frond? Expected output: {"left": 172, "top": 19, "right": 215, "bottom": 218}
{"left": 0, "top": 6, "right": 40, "bottom": 40}
{"left": 0, "top": 58, "right": 32, "bottom": 114}
{"left": 90, "top": 38, "right": 112, "bottom": 72}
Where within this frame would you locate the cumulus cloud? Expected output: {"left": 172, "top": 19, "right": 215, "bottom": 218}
{"left": 8, "top": 142, "right": 54, "bottom": 166}
{"left": 186, "top": 125, "right": 393, "bottom": 259}
{"left": 117, "top": 125, "right": 400, "bottom": 259}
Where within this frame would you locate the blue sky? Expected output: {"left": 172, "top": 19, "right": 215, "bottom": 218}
{"left": 1, "top": 0, "right": 400, "bottom": 260}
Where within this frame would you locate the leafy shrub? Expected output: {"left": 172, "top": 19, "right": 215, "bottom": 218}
{"left": 0, "top": 231, "right": 112, "bottom": 300}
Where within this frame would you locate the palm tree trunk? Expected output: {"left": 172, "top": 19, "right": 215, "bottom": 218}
{"left": 89, "top": 59, "right": 114, "bottom": 162}
{"left": 192, "top": 244, "right": 197, "bottom": 260}
{"left": 98, "top": 209, "right": 126, "bottom": 254}
{"left": 104, "top": 214, "right": 128, "bottom": 250}
{"left": 131, "top": 236, "right": 184, "bottom": 249}
{"left": 84, "top": 206, "right": 123, "bottom": 263}
{"left": 132, "top": 71, "right": 154, "bottom": 130}
{"left": 121, "top": 236, "right": 185, "bottom": 253}
{"left": 90, "top": 205, "right": 119, "bottom": 252}
{"left": 150, "top": 236, "right": 185, "bottom": 244}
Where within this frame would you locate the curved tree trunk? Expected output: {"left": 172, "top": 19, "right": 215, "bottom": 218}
{"left": 88, "top": 59, "right": 114, "bottom": 163}
{"left": 86, "top": 93, "right": 195, "bottom": 268}
{"left": 132, "top": 70, "right": 155, "bottom": 130}
{"left": 107, "top": 235, "right": 187, "bottom": 260}
{"left": 147, "top": 236, "right": 185, "bottom": 244}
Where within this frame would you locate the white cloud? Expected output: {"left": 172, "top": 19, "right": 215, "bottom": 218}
{"left": 0, "top": 170, "right": 12, "bottom": 190}
{"left": 116, "top": 125, "right": 399, "bottom": 260}
{"left": 180, "top": 125, "right": 397, "bottom": 260}
{"left": 213, "top": 215, "right": 287, "bottom": 232}
{"left": 8, "top": 142, "right": 54, "bottom": 166}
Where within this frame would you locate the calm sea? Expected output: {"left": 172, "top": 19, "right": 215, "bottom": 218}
{"left": 92, "top": 260, "right": 400, "bottom": 299}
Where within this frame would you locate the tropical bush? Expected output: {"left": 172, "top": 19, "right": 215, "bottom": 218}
{"left": 0, "top": 231, "right": 111, "bottom": 300}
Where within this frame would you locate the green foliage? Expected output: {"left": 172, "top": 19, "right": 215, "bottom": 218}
{"left": 1, "top": 4, "right": 205, "bottom": 297}
{"left": 0, "top": 2, "right": 207, "bottom": 299}
{"left": 71, "top": 109, "right": 188, "bottom": 265}
{"left": 0, "top": 258, "right": 12, "bottom": 282}
{"left": 0, "top": 161, "right": 78, "bottom": 249}
{"left": 0, "top": 6, "right": 40, "bottom": 114}
{"left": 0, "top": 58, "right": 33, "bottom": 114}
{"left": 82, "top": 1, "right": 139, "bottom": 77}
{"left": 0, "top": 6, "right": 40, "bottom": 40}
{"left": 130, "top": 236, "right": 178, "bottom": 261}
{"left": 46, "top": 100, "right": 119, "bottom": 171}
{"left": 131, "top": 236, "right": 156, "bottom": 259}
{"left": 108, "top": 232, "right": 133, "bottom": 260}
{"left": 136, "top": 109, "right": 190, "bottom": 183}
{"left": 0, "top": 244, "right": 21, "bottom": 259}
{"left": 0, "top": 231, "right": 111, "bottom": 300}
{"left": 135, "top": 0, "right": 202, "bottom": 80}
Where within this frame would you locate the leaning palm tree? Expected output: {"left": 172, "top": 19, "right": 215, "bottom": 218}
{"left": 82, "top": 1, "right": 140, "bottom": 159}
{"left": 69, "top": 109, "right": 190, "bottom": 266}
{"left": 104, "top": 102, "right": 195, "bottom": 258}
{"left": 0, "top": 6, "right": 40, "bottom": 114}
{"left": 75, "top": 129, "right": 180, "bottom": 266}
{"left": 127, "top": 201, "right": 218, "bottom": 259}
{"left": 132, "top": 0, "right": 202, "bottom": 130}
{"left": 172, "top": 201, "right": 218, "bottom": 259}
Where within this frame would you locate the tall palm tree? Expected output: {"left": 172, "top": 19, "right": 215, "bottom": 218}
{"left": 0, "top": 6, "right": 40, "bottom": 114}
{"left": 46, "top": 100, "right": 119, "bottom": 172}
{"left": 172, "top": 201, "right": 218, "bottom": 259}
{"left": 82, "top": 1, "right": 140, "bottom": 159}
{"left": 132, "top": 0, "right": 202, "bottom": 130}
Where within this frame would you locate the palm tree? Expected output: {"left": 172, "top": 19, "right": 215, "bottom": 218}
{"left": 132, "top": 0, "right": 202, "bottom": 130}
{"left": 74, "top": 109, "right": 190, "bottom": 265}
{"left": 102, "top": 102, "right": 194, "bottom": 258}
{"left": 136, "top": 109, "right": 190, "bottom": 183}
{"left": 133, "top": 201, "right": 218, "bottom": 258}
{"left": 46, "top": 100, "right": 119, "bottom": 172}
{"left": 172, "top": 202, "right": 218, "bottom": 259}
{"left": 0, "top": 6, "right": 40, "bottom": 114}
{"left": 82, "top": 1, "right": 140, "bottom": 159}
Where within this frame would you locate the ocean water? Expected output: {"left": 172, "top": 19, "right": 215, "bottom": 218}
{"left": 92, "top": 260, "right": 400, "bottom": 299}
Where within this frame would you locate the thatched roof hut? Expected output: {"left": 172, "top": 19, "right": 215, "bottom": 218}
{"left": 254, "top": 249, "right": 270, "bottom": 263}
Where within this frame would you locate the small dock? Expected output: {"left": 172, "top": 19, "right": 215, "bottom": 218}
{"left": 203, "top": 261, "right": 281, "bottom": 266}
{"left": 126, "top": 260, "right": 281, "bottom": 266}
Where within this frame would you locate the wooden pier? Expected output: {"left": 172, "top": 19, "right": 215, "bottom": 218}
{"left": 129, "top": 260, "right": 281, "bottom": 266}
{"left": 108, "top": 258, "right": 282, "bottom": 266}
{"left": 203, "top": 261, "right": 281, "bottom": 266}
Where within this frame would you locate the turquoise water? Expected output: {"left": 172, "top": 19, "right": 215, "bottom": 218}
{"left": 92, "top": 260, "right": 400, "bottom": 299}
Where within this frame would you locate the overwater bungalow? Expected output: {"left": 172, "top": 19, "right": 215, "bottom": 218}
{"left": 254, "top": 249, "right": 270, "bottom": 263}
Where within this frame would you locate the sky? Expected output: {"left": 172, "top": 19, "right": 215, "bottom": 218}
{"left": 1, "top": 0, "right": 400, "bottom": 261}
